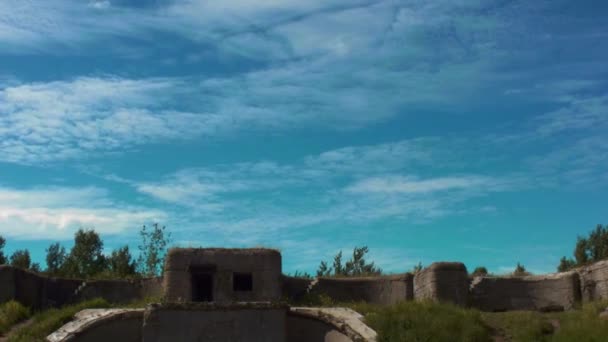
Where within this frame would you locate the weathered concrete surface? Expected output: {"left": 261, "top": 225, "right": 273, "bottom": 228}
{"left": 0, "top": 266, "right": 161, "bottom": 308}
{"left": 414, "top": 262, "right": 469, "bottom": 306}
{"left": 0, "top": 266, "right": 16, "bottom": 304}
{"left": 577, "top": 260, "right": 608, "bottom": 302}
{"left": 289, "top": 307, "right": 377, "bottom": 342}
{"left": 282, "top": 275, "right": 312, "bottom": 302}
{"left": 142, "top": 302, "right": 287, "bottom": 342}
{"left": 163, "top": 248, "right": 282, "bottom": 303}
{"left": 314, "top": 274, "right": 413, "bottom": 305}
{"left": 470, "top": 271, "right": 581, "bottom": 311}
{"left": 46, "top": 309, "right": 143, "bottom": 342}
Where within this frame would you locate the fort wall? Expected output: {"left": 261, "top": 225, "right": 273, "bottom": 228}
{"left": 469, "top": 271, "right": 581, "bottom": 311}
{"left": 413, "top": 262, "right": 469, "bottom": 306}
{"left": 314, "top": 274, "right": 413, "bottom": 305}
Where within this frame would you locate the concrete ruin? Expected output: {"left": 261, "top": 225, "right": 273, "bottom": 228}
{"left": 163, "top": 248, "right": 282, "bottom": 303}
{"left": 3, "top": 248, "right": 608, "bottom": 341}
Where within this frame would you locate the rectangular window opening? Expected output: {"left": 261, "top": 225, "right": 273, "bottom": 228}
{"left": 233, "top": 272, "right": 253, "bottom": 291}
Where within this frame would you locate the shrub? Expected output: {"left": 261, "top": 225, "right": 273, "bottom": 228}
{"left": 0, "top": 301, "right": 30, "bottom": 335}
{"left": 8, "top": 298, "right": 109, "bottom": 342}
{"left": 357, "top": 301, "right": 491, "bottom": 342}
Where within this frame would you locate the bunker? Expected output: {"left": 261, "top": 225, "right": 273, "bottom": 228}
{"left": 163, "top": 248, "right": 282, "bottom": 303}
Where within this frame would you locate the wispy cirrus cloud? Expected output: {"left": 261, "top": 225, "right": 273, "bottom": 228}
{"left": 0, "top": 186, "right": 165, "bottom": 240}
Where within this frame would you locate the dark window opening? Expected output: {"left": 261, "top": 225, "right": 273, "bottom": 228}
{"left": 233, "top": 273, "right": 253, "bottom": 291}
{"left": 192, "top": 273, "right": 213, "bottom": 302}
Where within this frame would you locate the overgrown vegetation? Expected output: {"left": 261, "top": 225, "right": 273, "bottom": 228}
{"left": 0, "top": 223, "right": 171, "bottom": 280}
{"left": 351, "top": 301, "right": 491, "bottom": 342}
{"left": 316, "top": 246, "right": 382, "bottom": 277}
{"left": 0, "top": 301, "right": 30, "bottom": 336}
{"left": 558, "top": 224, "right": 608, "bottom": 272}
{"left": 7, "top": 298, "right": 109, "bottom": 342}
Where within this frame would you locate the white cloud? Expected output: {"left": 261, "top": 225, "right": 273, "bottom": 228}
{"left": 345, "top": 175, "right": 496, "bottom": 194}
{"left": 0, "top": 186, "right": 166, "bottom": 240}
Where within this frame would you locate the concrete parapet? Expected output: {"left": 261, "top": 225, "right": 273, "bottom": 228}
{"left": 577, "top": 260, "right": 608, "bottom": 302}
{"left": 413, "top": 262, "right": 469, "bottom": 306}
{"left": 469, "top": 271, "right": 581, "bottom": 311}
{"left": 314, "top": 274, "right": 413, "bottom": 305}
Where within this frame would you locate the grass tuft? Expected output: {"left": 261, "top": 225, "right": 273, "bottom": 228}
{"left": 0, "top": 301, "right": 31, "bottom": 335}
{"left": 349, "top": 301, "right": 491, "bottom": 342}
{"left": 8, "top": 298, "right": 109, "bottom": 342}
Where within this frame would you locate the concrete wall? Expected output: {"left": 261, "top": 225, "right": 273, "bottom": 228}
{"left": 47, "top": 309, "right": 144, "bottom": 342}
{"left": 286, "top": 313, "right": 351, "bottom": 342}
{"left": 0, "top": 265, "right": 160, "bottom": 308}
{"left": 142, "top": 303, "right": 287, "bottom": 342}
{"left": 413, "top": 262, "right": 469, "bottom": 306}
{"left": 470, "top": 272, "right": 581, "bottom": 311}
{"left": 163, "top": 248, "right": 282, "bottom": 303}
{"left": 314, "top": 274, "right": 413, "bottom": 305}
{"left": 282, "top": 276, "right": 312, "bottom": 302}
{"left": 577, "top": 260, "right": 608, "bottom": 302}
{"left": 0, "top": 266, "right": 16, "bottom": 304}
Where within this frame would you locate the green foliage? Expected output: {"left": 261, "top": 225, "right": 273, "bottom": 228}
{"left": 558, "top": 224, "right": 608, "bottom": 271}
{"left": 291, "top": 270, "right": 312, "bottom": 279}
{"left": 137, "top": 223, "right": 171, "bottom": 277}
{"left": 0, "top": 301, "right": 30, "bottom": 335}
{"left": 8, "top": 298, "right": 109, "bottom": 342}
{"left": 0, "top": 235, "right": 6, "bottom": 265}
{"left": 557, "top": 257, "right": 576, "bottom": 272}
{"left": 316, "top": 261, "right": 331, "bottom": 277}
{"left": 108, "top": 246, "right": 137, "bottom": 277}
{"left": 316, "top": 246, "right": 382, "bottom": 277}
{"left": 357, "top": 301, "right": 491, "bottom": 342}
{"left": 9, "top": 249, "right": 31, "bottom": 270}
{"left": 472, "top": 266, "right": 489, "bottom": 277}
{"left": 61, "top": 229, "right": 107, "bottom": 278}
{"left": 30, "top": 263, "right": 41, "bottom": 273}
{"left": 45, "top": 243, "right": 66, "bottom": 276}
{"left": 513, "top": 262, "right": 530, "bottom": 277}
{"left": 552, "top": 300, "right": 608, "bottom": 341}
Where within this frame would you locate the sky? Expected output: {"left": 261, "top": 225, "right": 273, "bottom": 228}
{"left": 0, "top": 0, "right": 607, "bottom": 275}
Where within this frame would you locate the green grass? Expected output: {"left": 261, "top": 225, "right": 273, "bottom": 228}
{"left": 7, "top": 298, "right": 109, "bottom": 342}
{"left": 349, "top": 301, "right": 491, "bottom": 342}
{"left": 0, "top": 301, "right": 31, "bottom": 335}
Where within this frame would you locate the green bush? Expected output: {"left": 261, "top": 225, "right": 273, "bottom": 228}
{"left": 552, "top": 300, "right": 608, "bottom": 341}
{"left": 0, "top": 301, "right": 30, "bottom": 335}
{"left": 353, "top": 301, "right": 491, "bottom": 342}
{"left": 8, "top": 298, "right": 109, "bottom": 342}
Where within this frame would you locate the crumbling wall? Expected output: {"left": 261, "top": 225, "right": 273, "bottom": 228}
{"left": 577, "top": 260, "right": 608, "bottom": 302}
{"left": 47, "top": 309, "right": 144, "bottom": 342}
{"left": 286, "top": 313, "right": 352, "bottom": 342}
{"left": 470, "top": 271, "right": 581, "bottom": 311}
{"left": 0, "top": 266, "right": 158, "bottom": 308}
{"left": 314, "top": 274, "right": 413, "bottom": 305}
{"left": 141, "top": 303, "right": 287, "bottom": 342}
{"left": 282, "top": 276, "right": 312, "bottom": 302}
{"left": 413, "top": 262, "right": 469, "bottom": 306}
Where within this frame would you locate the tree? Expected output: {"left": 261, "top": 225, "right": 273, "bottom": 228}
{"left": 472, "top": 266, "right": 488, "bottom": 277}
{"left": 0, "top": 235, "right": 6, "bottom": 265}
{"left": 412, "top": 262, "right": 423, "bottom": 273}
{"left": 557, "top": 224, "right": 608, "bottom": 271}
{"left": 108, "top": 246, "right": 137, "bottom": 277}
{"left": 316, "top": 246, "right": 382, "bottom": 277}
{"left": 10, "top": 249, "right": 31, "bottom": 269}
{"left": 30, "top": 263, "right": 41, "bottom": 273}
{"left": 63, "top": 228, "right": 107, "bottom": 278}
{"left": 513, "top": 262, "right": 529, "bottom": 276}
{"left": 557, "top": 257, "right": 576, "bottom": 272}
{"left": 137, "top": 223, "right": 171, "bottom": 277}
{"left": 45, "top": 243, "right": 67, "bottom": 275}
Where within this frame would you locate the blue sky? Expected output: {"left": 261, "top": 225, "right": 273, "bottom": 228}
{"left": 0, "top": 0, "right": 606, "bottom": 275}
